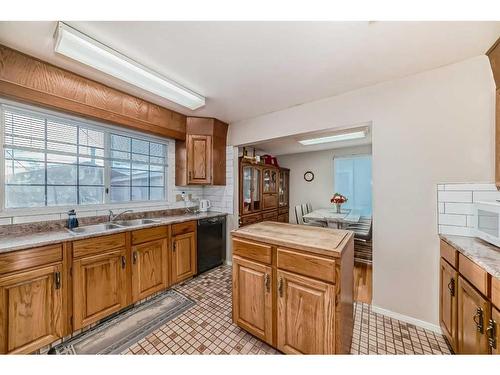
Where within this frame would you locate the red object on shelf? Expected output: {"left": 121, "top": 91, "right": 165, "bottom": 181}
{"left": 262, "top": 154, "right": 279, "bottom": 167}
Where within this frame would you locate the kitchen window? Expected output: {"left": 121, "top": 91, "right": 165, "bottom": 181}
{"left": 1, "top": 102, "right": 169, "bottom": 210}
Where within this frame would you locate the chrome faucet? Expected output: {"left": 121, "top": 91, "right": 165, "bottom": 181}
{"left": 108, "top": 209, "right": 133, "bottom": 222}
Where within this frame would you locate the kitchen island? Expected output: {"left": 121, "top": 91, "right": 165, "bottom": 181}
{"left": 231, "top": 221, "right": 354, "bottom": 354}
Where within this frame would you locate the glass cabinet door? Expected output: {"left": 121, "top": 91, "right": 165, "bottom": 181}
{"left": 278, "top": 170, "right": 289, "bottom": 207}
{"left": 242, "top": 166, "right": 252, "bottom": 213}
{"left": 252, "top": 167, "right": 261, "bottom": 211}
{"left": 263, "top": 168, "right": 277, "bottom": 193}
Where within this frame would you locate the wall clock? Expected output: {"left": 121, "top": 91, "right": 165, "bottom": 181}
{"left": 303, "top": 171, "right": 314, "bottom": 182}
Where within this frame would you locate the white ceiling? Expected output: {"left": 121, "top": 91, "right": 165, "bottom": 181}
{"left": 0, "top": 21, "right": 499, "bottom": 123}
{"left": 248, "top": 124, "right": 373, "bottom": 156}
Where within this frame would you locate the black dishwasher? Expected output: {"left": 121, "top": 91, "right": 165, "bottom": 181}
{"left": 197, "top": 216, "right": 226, "bottom": 274}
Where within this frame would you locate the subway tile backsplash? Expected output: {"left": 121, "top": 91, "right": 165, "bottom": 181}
{"left": 437, "top": 182, "right": 500, "bottom": 236}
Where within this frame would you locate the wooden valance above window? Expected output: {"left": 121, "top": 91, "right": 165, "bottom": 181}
{"left": 0, "top": 44, "right": 187, "bottom": 140}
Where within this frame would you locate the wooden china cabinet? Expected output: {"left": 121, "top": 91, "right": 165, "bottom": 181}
{"left": 239, "top": 157, "right": 289, "bottom": 227}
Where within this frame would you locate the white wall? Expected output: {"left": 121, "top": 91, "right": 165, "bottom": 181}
{"left": 228, "top": 55, "right": 495, "bottom": 327}
{"left": 278, "top": 145, "right": 372, "bottom": 223}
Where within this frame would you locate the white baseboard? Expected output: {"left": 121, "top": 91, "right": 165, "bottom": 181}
{"left": 225, "top": 260, "right": 232, "bottom": 266}
{"left": 371, "top": 305, "right": 442, "bottom": 334}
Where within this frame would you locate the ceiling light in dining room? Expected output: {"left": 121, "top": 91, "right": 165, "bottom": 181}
{"left": 54, "top": 22, "right": 206, "bottom": 110}
{"left": 298, "top": 129, "right": 367, "bottom": 146}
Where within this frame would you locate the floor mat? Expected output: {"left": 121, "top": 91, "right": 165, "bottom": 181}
{"left": 51, "top": 289, "right": 195, "bottom": 354}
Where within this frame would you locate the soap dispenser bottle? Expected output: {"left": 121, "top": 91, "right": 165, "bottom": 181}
{"left": 67, "top": 209, "right": 79, "bottom": 230}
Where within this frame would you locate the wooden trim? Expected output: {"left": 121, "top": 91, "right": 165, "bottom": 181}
{"left": 131, "top": 226, "right": 168, "bottom": 245}
{"left": 0, "top": 244, "right": 62, "bottom": 275}
{"left": 62, "top": 242, "right": 73, "bottom": 336}
{"left": 440, "top": 239, "right": 458, "bottom": 269}
{"left": 458, "top": 253, "right": 489, "bottom": 296}
{"left": 0, "top": 45, "right": 186, "bottom": 140}
{"left": 73, "top": 233, "right": 126, "bottom": 258}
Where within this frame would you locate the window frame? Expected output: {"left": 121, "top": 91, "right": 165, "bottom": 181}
{"left": 0, "top": 99, "right": 170, "bottom": 215}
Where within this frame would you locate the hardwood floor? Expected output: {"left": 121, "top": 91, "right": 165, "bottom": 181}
{"left": 354, "top": 262, "right": 372, "bottom": 304}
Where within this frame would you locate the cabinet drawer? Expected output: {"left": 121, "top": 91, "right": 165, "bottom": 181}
{"left": 262, "top": 210, "right": 278, "bottom": 221}
{"left": 232, "top": 238, "right": 272, "bottom": 265}
{"left": 278, "top": 207, "right": 289, "bottom": 215}
{"left": 73, "top": 233, "right": 126, "bottom": 258}
{"left": 277, "top": 247, "right": 335, "bottom": 284}
{"left": 440, "top": 240, "right": 457, "bottom": 269}
{"left": 132, "top": 226, "right": 168, "bottom": 245}
{"left": 493, "top": 276, "right": 500, "bottom": 310}
{"left": 172, "top": 221, "right": 196, "bottom": 236}
{"left": 0, "top": 244, "right": 63, "bottom": 275}
{"left": 459, "top": 253, "right": 489, "bottom": 296}
{"left": 240, "top": 214, "right": 262, "bottom": 227}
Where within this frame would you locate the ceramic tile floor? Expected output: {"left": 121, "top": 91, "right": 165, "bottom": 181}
{"left": 123, "top": 265, "right": 451, "bottom": 355}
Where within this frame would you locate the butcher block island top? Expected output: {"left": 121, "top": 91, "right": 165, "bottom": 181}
{"left": 231, "top": 221, "right": 354, "bottom": 354}
{"left": 231, "top": 221, "right": 352, "bottom": 258}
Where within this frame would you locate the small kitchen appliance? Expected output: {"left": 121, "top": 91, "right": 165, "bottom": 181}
{"left": 199, "top": 199, "right": 211, "bottom": 212}
{"left": 474, "top": 201, "right": 500, "bottom": 248}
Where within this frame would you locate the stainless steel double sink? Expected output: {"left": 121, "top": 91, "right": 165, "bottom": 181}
{"left": 68, "top": 219, "right": 160, "bottom": 234}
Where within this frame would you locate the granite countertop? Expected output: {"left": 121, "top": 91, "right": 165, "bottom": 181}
{"left": 0, "top": 211, "right": 227, "bottom": 254}
{"left": 440, "top": 234, "right": 500, "bottom": 279}
{"left": 232, "top": 221, "right": 353, "bottom": 258}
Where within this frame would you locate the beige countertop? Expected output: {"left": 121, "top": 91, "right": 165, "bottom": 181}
{"left": 231, "top": 221, "right": 353, "bottom": 258}
{"left": 440, "top": 234, "right": 500, "bottom": 279}
{"left": 0, "top": 211, "right": 226, "bottom": 254}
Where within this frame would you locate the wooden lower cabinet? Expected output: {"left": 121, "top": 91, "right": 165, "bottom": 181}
{"left": 73, "top": 248, "right": 127, "bottom": 330}
{"left": 457, "top": 276, "right": 490, "bottom": 354}
{"left": 131, "top": 239, "right": 168, "bottom": 302}
{"left": 440, "top": 258, "right": 457, "bottom": 350}
{"left": 0, "top": 264, "right": 63, "bottom": 354}
{"left": 171, "top": 231, "right": 197, "bottom": 284}
{"left": 277, "top": 270, "right": 335, "bottom": 354}
{"left": 488, "top": 306, "right": 499, "bottom": 354}
{"left": 232, "top": 256, "right": 272, "bottom": 344}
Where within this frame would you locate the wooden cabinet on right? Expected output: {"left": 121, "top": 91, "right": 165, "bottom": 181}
{"left": 457, "top": 276, "right": 490, "bottom": 354}
{"left": 439, "top": 239, "right": 500, "bottom": 354}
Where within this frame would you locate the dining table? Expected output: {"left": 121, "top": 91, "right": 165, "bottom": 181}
{"left": 302, "top": 207, "right": 361, "bottom": 229}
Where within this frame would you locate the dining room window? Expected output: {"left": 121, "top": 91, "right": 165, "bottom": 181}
{"left": 333, "top": 154, "right": 372, "bottom": 216}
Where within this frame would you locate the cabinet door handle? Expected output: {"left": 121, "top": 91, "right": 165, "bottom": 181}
{"left": 54, "top": 271, "right": 61, "bottom": 290}
{"left": 133, "top": 251, "right": 137, "bottom": 264}
{"left": 447, "top": 278, "right": 455, "bottom": 297}
{"left": 121, "top": 256, "right": 126, "bottom": 270}
{"left": 278, "top": 277, "right": 284, "bottom": 297}
{"left": 473, "top": 307, "right": 484, "bottom": 334}
{"left": 487, "top": 319, "right": 497, "bottom": 349}
{"left": 265, "top": 273, "right": 271, "bottom": 292}
{"left": 173, "top": 241, "right": 177, "bottom": 252}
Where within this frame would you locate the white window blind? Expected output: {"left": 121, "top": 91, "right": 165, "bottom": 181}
{"left": 2, "top": 104, "right": 168, "bottom": 209}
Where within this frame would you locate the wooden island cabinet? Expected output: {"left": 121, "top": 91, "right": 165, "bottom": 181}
{"left": 232, "top": 221, "right": 354, "bottom": 354}
{"left": 0, "top": 219, "right": 200, "bottom": 354}
{"left": 439, "top": 238, "right": 500, "bottom": 354}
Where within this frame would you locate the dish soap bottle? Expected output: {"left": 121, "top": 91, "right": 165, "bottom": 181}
{"left": 67, "top": 209, "right": 79, "bottom": 230}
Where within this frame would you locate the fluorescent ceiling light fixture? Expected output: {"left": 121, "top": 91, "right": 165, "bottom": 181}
{"left": 54, "top": 22, "right": 205, "bottom": 110}
{"left": 298, "top": 129, "right": 367, "bottom": 146}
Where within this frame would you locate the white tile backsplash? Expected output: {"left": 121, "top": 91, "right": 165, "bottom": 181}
{"left": 437, "top": 182, "right": 498, "bottom": 237}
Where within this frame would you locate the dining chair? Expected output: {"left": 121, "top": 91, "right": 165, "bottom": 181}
{"left": 295, "top": 204, "right": 326, "bottom": 227}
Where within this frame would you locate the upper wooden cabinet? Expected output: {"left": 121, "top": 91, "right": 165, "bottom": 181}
{"left": 487, "top": 38, "right": 500, "bottom": 189}
{"left": 176, "top": 117, "right": 228, "bottom": 186}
